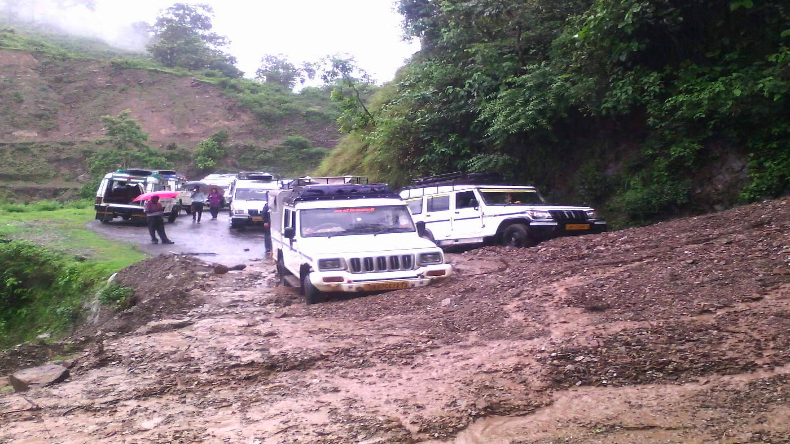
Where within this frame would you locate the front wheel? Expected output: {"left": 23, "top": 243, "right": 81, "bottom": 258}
{"left": 302, "top": 273, "right": 324, "bottom": 305}
{"left": 168, "top": 209, "right": 178, "bottom": 223}
{"left": 502, "top": 224, "right": 536, "bottom": 248}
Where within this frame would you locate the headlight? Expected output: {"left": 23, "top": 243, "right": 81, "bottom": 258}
{"left": 233, "top": 209, "right": 247, "bottom": 215}
{"left": 318, "top": 258, "right": 346, "bottom": 271}
{"left": 585, "top": 209, "right": 598, "bottom": 219}
{"left": 527, "top": 209, "right": 552, "bottom": 219}
{"left": 418, "top": 251, "right": 443, "bottom": 266}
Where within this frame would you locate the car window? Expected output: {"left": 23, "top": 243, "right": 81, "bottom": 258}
{"left": 407, "top": 198, "right": 423, "bottom": 215}
{"left": 427, "top": 195, "right": 450, "bottom": 212}
{"left": 455, "top": 191, "right": 477, "bottom": 209}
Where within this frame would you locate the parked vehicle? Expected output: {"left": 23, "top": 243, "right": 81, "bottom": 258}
{"left": 200, "top": 173, "right": 237, "bottom": 207}
{"left": 400, "top": 172, "right": 607, "bottom": 248}
{"left": 94, "top": 168, "right": 181, "bottom": 224}
{"left": 228, "top": 172, "right": 279, "bottom": 229}
{"left": 269, "top": 176, "right": 452, "bottom": 304}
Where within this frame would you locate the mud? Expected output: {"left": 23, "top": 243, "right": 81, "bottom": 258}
{"left": 1, "top": 197, "right": 789, "bottom": 443}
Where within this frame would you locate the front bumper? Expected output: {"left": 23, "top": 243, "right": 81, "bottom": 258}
{"left": 309, "top": 264, "right": 452, "bottom": 293}
{"left": 530, "top": 220, "right": 607, "bottom": 239}
{"left": 230, "top": 214, "right": 268, "bottom": 225}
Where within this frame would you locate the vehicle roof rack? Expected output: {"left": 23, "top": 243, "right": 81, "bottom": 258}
{"left": 284, "top": 183, "right": 399, "bottom": 204}
{"left": 237, "top": 171, "right": 275, "bottom": 181}
{"left": 408, "top": 172, "right": 503, "bottom": 187}
{"left": 288, "top": 176, "right": 369, "bottom": 188}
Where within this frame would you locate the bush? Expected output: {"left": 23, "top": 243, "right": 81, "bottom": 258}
{"left": 97, "top": 284, "right": 135, "bottom": 310}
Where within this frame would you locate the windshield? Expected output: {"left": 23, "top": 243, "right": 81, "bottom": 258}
{"left": 300, "top": 205, "right": 416, "bottom": 237}
{"left": 479, "top": 189, "right": 544, "bottom": 205}
{"left": 234, "top": 188, "right": 269, "bottom": 201}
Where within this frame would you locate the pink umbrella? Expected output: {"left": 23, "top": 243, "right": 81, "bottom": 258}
{"left": 132, "top": 191, "right": 180, "bottom": 202}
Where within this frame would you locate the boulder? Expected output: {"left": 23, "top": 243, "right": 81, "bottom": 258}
{"left": 9, "top": 364, "right": 70, "bottom": 392}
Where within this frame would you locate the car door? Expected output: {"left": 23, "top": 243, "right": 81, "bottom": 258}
{"left": 423, "top": 194, "right": 452, "bottom": 240}
{"left": 450, "top": 190, "right": 483, "bottom": 239}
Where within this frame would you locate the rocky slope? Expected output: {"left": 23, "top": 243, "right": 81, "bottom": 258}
{"left": 1, "top": 197, "right": 789, "bottom": 443}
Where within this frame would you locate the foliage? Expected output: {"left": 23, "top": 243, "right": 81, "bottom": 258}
{"left": 193, "top": 131, "right": 228, "bottom": 171}
{"left": 0, "top": 206, "right": 144, "bottom": 347}
{"left": 97, "top": 284, "right": 134, "bottom": 310}
{"left": 255, "top": 54, "right": 308, "bottom": 90}
{"left": 320, "top": 0, "right": 790, "bottom": 225}
{"left": 320, "top": 56, "right": 379, "bottom": 132}
{"left": 147, "top": 3, "right": 242, "bottom": 78}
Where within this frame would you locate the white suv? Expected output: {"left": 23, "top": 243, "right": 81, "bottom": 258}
{"left": 269, "top": 177, "right": 452, "bottom": 304}
{"left": 400, "top": 174, "right": 607, "bottom": 248}
{"left": 228, "top": 172, "right": 279, "bottom": 229}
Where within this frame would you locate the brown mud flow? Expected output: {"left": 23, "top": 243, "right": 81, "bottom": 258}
{"left": 1, "top": 197, "right": 789, "bottom": 443}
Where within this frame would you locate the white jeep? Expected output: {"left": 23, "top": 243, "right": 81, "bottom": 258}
{"left": 400, "top": 173, "right": 607, "bottom": 248}
{"left": 269, "top": 177, "right": 452, "bottom": 304}
{"left": 228, "top": 172, "right": 279, "bottom": 229}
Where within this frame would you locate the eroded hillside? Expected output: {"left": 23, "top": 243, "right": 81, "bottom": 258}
{"left": 0, "top": 49, "right": 341, "bottom": 200}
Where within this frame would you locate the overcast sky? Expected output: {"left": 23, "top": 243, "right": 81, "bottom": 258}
{"left": 3, "top": 0, "right": 421, "bottom": 83}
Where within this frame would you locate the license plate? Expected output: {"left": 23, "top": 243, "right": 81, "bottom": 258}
{"left": 252, "top": 216, "right": 263, "bottom": 222}
{"left": 364, "top": 281, "right": 410, "bottom": 291}
{"left": 566, "top": 223, "right": 591, "bottom": 230}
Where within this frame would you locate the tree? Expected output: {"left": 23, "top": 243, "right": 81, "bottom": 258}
{"left": 319, "top": 56, "right": 378, "bottom": 132}
{"left": 255, "top": 55, "right": 303, "bottom": 89}
{"left": 100, "top": 110, "right": 150, "bottom": 168}
{"left": 147, "top": 3, "right": 242, "bottom": 77}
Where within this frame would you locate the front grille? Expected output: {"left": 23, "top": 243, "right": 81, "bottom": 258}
{"left": 549, "top": 210, "right": 587, "bottom": 222}
{"left": 248, "top": 209, "right": 260, "bottom": 215}
{"left": 349, "top": 255, "right": 414, "bottom": 273}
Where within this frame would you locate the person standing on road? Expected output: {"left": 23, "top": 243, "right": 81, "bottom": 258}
{"left": 262, "top": 202, "right": 272, "bottom": 255}
{"left": 207, "top": 187, "right": 223, "bottom": 220}
{"left": 144, "top": 195, "right": 174, "bottom": 244}
{"left": 190, "top": 186, "right": 207, "bottom": 223}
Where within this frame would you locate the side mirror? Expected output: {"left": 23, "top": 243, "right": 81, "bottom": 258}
{"left": 284, "top": 227, "right": 295, "bottom": 239}
{"left": 415, "top": 221, "right": 427, "bottom": 237}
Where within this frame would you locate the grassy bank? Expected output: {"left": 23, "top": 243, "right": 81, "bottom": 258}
{"left": 0, "top": 200, "right": 145, "bottom": 348}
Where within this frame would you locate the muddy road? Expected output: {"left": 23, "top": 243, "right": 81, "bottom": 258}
{"left": 1, "top": 198, "right": 790, "bottom": 443}
{"left": 88, "top": 211, "right": 270, "bottom": 264}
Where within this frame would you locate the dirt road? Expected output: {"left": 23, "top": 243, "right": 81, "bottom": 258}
{"left": 2, "top": 197, "right": 789, "bottom": 443}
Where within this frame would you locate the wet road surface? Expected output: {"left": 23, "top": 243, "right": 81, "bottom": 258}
{"left": 87, "top": 210, "right": 270, "bottom": 265}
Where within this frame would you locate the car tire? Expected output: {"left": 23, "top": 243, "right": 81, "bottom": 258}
{"left": 302, "top": 273, "right": 323, "bottom": 305}
{"left": 503, "top": 224, "right": 535, "bottom": 248}
{"left": 168, "top": 210, "right": 178, "bottom": 223}
{"left": 230, "top": 218, "right": 239, "bottom": 229}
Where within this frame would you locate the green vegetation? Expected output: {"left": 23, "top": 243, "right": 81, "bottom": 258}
{"left": 0, "top": 204, "right": 145, "bottom": 348}
{"left": 318, "top": 0, "right": 790, "bottom": 226}
{"left": 147, "top": 3, "right": 242, "bottom": 78}
{"left": 97, "top": 284, "right": 135, "bottom": 311}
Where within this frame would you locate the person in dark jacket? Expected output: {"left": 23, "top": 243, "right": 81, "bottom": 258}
{"left": 206, "top": 188, "right": 223, "bottom": 220}
{"left": 144, "top": 196, "right": 174, "bottom": 244}
{"left": 262, "top": 203, "right": 272, "bottom": 254}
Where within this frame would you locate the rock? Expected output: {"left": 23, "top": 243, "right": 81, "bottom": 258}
{"left": 9, "top": 364, "right": 70, "bottom": 392}
{"left": 214, "top": 264, "right": 230, "bottom": 274}
{"left": 230, "top": 264, "right": 247, "bottom": 271}
{"left": 441, "top": 298, "right": 453, "bottom": 307}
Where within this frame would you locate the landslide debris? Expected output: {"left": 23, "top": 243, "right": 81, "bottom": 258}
{"left": 1, "top": 197, "right": 789, "bottom": 443}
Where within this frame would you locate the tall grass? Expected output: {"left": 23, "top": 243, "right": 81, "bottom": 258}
{"left": 0, "top": 203, "right": 145, "bottom": 348}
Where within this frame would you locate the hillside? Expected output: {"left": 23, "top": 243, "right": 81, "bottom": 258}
{"left": 1, "top": 196, "right": 788, "bottom": 442}
{"left": 0, "top": 47, "right": 342, "bottom": 201}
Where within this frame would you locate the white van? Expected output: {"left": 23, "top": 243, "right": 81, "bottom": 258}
{"left": 228, "top": 172, "right": 279, "bottom": 229}
{"left": 400, "top": 173, "right": 607, "bottom": 248}
{"left": 94, "top": 168, "right": 181, "bottom": 224}
{"left": 269, "top": 176, "right": 452, "bottom": 304}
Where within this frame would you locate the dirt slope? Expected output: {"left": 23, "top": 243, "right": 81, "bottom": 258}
{"left": 1, "top": 197, "right": 789, "bottom": 443}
